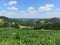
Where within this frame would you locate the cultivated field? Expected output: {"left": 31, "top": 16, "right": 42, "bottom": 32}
{"left": 0, "top": 28, "right": 60, "bottom": 45}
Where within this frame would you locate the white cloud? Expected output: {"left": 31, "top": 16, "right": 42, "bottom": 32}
{"left": 8, "top": 6, "right": 18, "bottom": 10}
{"left": 3, "top": 3, "right": 60, "bottom": 18}
{"left": 39, "top": 4, "right": 54, "bottom": 12}
{"left": 27, "top": 7, "right": 34, "bottom": 11}
{"left": 8, "top": 0, "right": 17, "bottom": 5}
{"left": 4, "top": 1, "right": 17, "bottom": 6}
{"left": 18, "top": 5, "right": 60, "bottom": 18}
{"left": 4, "top": 0, "right": 18, "bottom": 11}
{"left": 27, "top": 7, "right": 37, "bottom": 15}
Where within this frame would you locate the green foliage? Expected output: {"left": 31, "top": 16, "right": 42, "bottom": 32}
{"left": 34, "top": 21, "right": 60, "bottom": 30}
{"left": 0, "top": 16, "right": 9, "bottom": 19}
{"left": 0, "top": 28, "right": 60, "bottom": 45}
{"left": 0, "top": 16, "right": 60, "bottom": 30}
{"left": 2, "top": 22, "right": 9, "bottom": 28}
{"left": 11, "top": 23, "right": 19, "bottom": 29}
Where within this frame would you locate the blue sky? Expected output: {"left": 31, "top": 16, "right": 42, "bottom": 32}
{"left": 0, "top": 0, "right": 60, "bottom": 18}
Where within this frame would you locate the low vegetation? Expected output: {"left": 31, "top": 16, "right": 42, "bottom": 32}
{"left": 0, "top": 28, "right": 60, "bottom": 45}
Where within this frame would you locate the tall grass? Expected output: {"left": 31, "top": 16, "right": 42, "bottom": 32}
{"left": 0, "top": 28, "right": 60, "bottom": 45}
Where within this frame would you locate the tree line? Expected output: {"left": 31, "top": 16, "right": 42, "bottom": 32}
{"left": 34, "top": 21, "right": 60, "bottom": 30}
{"left": 0, "top": 16, "right": 60, "bottom": 30}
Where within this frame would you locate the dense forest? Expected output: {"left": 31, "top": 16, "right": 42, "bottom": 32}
{"left": 0, "top": 16, "right": 60, "bottom": 30}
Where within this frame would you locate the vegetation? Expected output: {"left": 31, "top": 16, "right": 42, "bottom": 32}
{"left": 0, "top": 28, "right": 60, "bottom": 45}
{"left": 0, "top": 16, "right": 60, "bottom": 45}
{"left": 0, "top": 16, "right": 60, "bottom": 30}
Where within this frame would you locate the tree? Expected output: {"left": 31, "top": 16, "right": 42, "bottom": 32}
{"left": 2, "top": 22, "right": 9, "bottom": 28}
{"left": 11, "top": 22, "right": 19, "bottom": 29}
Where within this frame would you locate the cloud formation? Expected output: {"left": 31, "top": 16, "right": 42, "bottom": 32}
{"left": 4, "top": 0, "right": 18, "bottom": 10}
{"left": 39, "top": 4, "right": 54, "bottom": 12}
{"left": 18, "top": 4, "right": 60, "bottom": 18}
{"left": 3, "top": 3, "right": 60, "bottom": 18}
{"left": 27, "top": 7, "right": 37, "bottom": 15}
{"left": 8, "top": 6, "right": 18, "bottom": 10}
{"left": 8, "top": 0, "right": 17, "bottom": 5}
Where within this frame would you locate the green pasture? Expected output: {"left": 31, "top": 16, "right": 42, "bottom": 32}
{"left": 0, "top": 28, "right": 60, "bottom": 45}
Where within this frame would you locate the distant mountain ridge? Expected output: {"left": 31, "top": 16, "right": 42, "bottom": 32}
{"left": 0, "top": 16, "right": 60, "bottom": 22}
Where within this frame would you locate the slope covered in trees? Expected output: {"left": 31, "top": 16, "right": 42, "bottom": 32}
{"left": 0, "top": 16, "right": 60, "bottom": 30}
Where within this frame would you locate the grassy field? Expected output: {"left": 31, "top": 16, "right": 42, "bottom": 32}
{"left": 0, "top": 28, "right": 60, "bottom": 45}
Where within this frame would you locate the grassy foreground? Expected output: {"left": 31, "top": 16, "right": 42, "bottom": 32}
{"left": 0, "top": 28, "right": 60, "bottom": 45}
